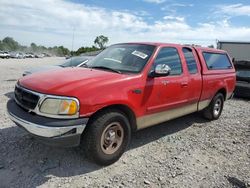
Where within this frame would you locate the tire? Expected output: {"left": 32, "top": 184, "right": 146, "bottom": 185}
{"left": 202, "top": 93, "right": 224, "bottom": 120}
{"left": 82, "top": 110, "right": 131, "bottom": 165}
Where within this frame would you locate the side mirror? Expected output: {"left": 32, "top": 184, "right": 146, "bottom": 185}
{"left": 149, "top": 64, "right": 171, "bottom": 77}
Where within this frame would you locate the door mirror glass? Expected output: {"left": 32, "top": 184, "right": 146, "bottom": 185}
{"left": 149, "top": 64, "right": 171, "bottom": 77}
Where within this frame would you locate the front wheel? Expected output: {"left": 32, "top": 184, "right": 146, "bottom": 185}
{"left": 202, "top": 93, "right": 224, "bottom": 120}
{"left": 82, "top": 110, "right": 131, "bottom": 165}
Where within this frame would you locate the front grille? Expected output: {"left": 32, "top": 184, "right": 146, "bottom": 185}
{"left": 14, "top": 86, "right": 40, "bottom": 110}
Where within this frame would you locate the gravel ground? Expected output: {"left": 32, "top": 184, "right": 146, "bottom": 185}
{"left": 0, "top": 58, "right": 249, "bottom": 188}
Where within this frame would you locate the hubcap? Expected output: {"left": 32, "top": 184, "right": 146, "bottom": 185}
{"left": 213, "top": 99, "right": 222, "bottom": 117}
{"left": 101, "top": 122, "right": 124, "bottom": 155}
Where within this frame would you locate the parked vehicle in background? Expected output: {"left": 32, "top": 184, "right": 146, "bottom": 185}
{"left": 36, "top": 54, "right": 45, "bottom": 58}
{"left": 234, "top": 61, "right": 250, "bottom": 98}
{"left": 7, "top": 42, "right": 236, "bottom": 165}
{"left": 60, "top": 56, "right": 92, "bottom": 67}
{"left": 42, "top": 53, "right": 51, "bottom": 57}
{"left": 217, "top": 41, "right": 250, "bottom": 99}
{"left": 217, "top": 41, "right": 250, "bottom": 62}
{"left": 65, "top": 55, "right": 72, "bottom": 59}
{"left": 22, "top": 56, "right": 92, "bottom": 76}
{"left": 10, "top": 52, "right": 25, "bottom": 59}
{"left": 24, "top": 53, "right": 35, "bottom": 58}
{"left": 0, "top": 51, "right": 10, "bottom": 58}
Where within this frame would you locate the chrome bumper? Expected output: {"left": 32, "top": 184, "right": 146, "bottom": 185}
{"left": 7, "top": 99, "right": 88, "bottom": 147}
{"left": 8, "top": 110, "right": 86, "bottom": 138}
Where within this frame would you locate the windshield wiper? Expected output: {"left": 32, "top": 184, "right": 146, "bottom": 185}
{"left": 90, "top": 66, "right": 121, "bottom": 74}
{"left": 81, "top": 63, "right": 89, "bottom": 68}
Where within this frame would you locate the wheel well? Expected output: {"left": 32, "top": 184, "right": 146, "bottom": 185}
{"left": 88, "top": 104, "right": 137, "bottom": 132}
{"left": 216, "top": 88, "right": 226, "bottom": 100}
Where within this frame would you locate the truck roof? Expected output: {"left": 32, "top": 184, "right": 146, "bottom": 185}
{"left": 116, "top": 42, "right": 227, "bottom": 53}
{"left": 116, "top": 42, "right": 180, "bottom": 47}
{"left": 194, "top": 46, "right": 227, "bottom": 53}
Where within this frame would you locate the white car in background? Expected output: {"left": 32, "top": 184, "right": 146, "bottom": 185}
{"left": 0, "top": 51, "right": 10, "bottom": 58}
{"left": 10, "top": 52, "right": 25, "bottom": 59}
{"left": 24, "top": 53, "right": 35, "bottom": 58}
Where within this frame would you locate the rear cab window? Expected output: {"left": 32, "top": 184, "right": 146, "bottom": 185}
{"left": 203, "top": 52, "right": 232, "bottom": 70}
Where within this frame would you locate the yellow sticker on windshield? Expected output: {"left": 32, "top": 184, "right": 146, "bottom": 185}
{"left": 132, "top": 50, "right": 148, "bottom": 59}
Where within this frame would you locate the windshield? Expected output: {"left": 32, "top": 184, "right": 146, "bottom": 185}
{"left": 236, "top": 70, "right": 250, "bottom": 78}
{"left": 87, "top": 44, "right": 156, "bottom": 73}
{"left": 61, "top": 56, "right": 89, "bottom": 67}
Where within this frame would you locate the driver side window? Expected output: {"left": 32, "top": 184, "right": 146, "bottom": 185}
{"left": 154, "top": 47, "right": 182, "bottom": 75}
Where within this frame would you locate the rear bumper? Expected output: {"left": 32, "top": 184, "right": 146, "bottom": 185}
{"left": 7, "top": 99, "right": 89, "bottom": 147}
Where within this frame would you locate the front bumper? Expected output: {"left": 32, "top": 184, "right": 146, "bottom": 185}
{"left": 7, "top": 99, "right": 88, "bottom": 147}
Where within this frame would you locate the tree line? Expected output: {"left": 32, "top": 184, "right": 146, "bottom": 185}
{"left": 0, "top": 35, "right": 109, "bottom": 56}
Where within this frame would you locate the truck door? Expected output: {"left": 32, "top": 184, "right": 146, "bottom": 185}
{"left": 181, "top": 47, "right": 202, "bottom": 105}
{"left": 145, "top": 47, "right": 191, "bottom": 116}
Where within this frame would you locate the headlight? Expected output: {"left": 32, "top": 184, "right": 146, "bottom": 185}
{"left": 40, "top": 98, "right": 79, "bottom": 116}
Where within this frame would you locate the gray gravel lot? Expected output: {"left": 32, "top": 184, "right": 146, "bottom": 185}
{"left": 0, "top": 57, "right": 249, "bottom": 188}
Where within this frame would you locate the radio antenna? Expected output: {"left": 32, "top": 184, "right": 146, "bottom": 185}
{"left": 70, "top": 27, "right": 75, "bottom": 66}
{"left": 71, "top": 27, "right": 75, "bottom": 52}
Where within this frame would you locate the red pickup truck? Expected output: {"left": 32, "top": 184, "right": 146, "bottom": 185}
{"left": 7, "top": 42, "right": 236, "bottom": 165}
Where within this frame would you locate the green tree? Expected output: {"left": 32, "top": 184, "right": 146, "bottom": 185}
{"left": 30, "top": 42, "right": 37, "bottom": 52}
{"left": 94, "top": 35, "right": 109, "bottom": 49}
{"left": 74, "top": 46, "right": 99, "bottom": 56}
{"left": 49, "top": 46, "right": 70, "bottom": 56}
{"left": 2, "top": 37, "right": 19, "bottom": 51}
{"left": 58, "top": 46, "right": 70, "bottom": 56}
{"left": 75, "top": 47, "right": 86, "bottom": 55}
{"left": 0, "top": 40, "right": 3, "bottom": 50}
{"left": 39, "top": 45, "right": 47, "bottom": 51}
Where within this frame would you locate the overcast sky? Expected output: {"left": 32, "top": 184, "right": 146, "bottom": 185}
{"left": 1, "top": 0, "right": 250, "bottom": 50}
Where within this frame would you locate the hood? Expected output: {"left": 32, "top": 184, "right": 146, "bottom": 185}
{"left": 19, "top": 67, "right": 126, "bottom": 96}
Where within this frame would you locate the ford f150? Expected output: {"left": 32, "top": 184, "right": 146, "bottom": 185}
{"left": 7, "top": 42, "right": 236, "bottom": 165}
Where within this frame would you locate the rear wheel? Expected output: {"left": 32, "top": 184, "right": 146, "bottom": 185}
{"left": 202, "top": 93, "right": 224, "bottom": 120}
{"left": 82, "top": 110, "right": 131, "bottom": 165}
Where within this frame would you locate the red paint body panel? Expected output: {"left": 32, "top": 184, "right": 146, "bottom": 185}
{"left": 194, "top": 47, "right": 236, "bottom": 100}
{"left": 18, "top": 42, "right": 236, "bottom": 121}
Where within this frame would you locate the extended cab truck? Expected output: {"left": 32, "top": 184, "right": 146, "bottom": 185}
{"left": 7, "top": 43, "right": 236, "bottom": 165}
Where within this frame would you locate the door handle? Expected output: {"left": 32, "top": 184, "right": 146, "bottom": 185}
{"left": 181, "top": 82, "right": 188, "bottom": 87}
{"left": 161, "top": 80, "right": 170, "bottom": 85}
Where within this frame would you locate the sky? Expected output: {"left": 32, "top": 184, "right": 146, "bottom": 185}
{"left": 1, "top": 0, "right": 250, "bottom": 50}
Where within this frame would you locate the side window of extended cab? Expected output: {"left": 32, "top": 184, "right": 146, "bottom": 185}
{"left": 182, "top": 47, "right": 198, "bottom": 74}
{"left": 154, "top": 47, "right": 182, "bottom": 75}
